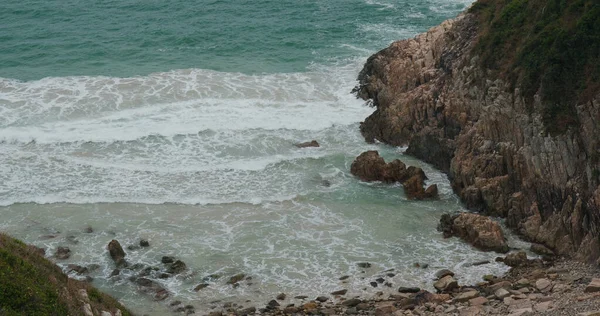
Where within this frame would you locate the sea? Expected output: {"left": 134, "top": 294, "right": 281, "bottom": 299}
{"left": 0, "top": 0, "right": 522, "bottom": 314}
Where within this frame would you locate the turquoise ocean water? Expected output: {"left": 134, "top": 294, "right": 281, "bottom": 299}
{"left": 0, "top": 0, "right": 522, "bottom": 314}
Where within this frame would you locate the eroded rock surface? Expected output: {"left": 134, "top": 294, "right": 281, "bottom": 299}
{"left": 354, "top": 11, "right": 600, "bottom": 262}
{"left": 439, "top": 213, "right": 509, "bottom": 253}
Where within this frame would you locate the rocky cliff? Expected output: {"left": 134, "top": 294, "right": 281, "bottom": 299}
{"left": 354, "top": 0, "right": 600, "bottom": 262}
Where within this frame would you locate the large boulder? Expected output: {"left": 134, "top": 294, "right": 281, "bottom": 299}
{"left": 438, "top": 213, "right": 509, "bottom": 253}
{"left": 351, "top": 151, "right": 437, "bottom": 200}
{"left": 107, "top": 240, "right": 126, "bottom": 266}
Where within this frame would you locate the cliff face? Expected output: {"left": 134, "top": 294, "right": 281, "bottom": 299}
{"left": 354, "top": 1, "right": 600, "bottom": 262}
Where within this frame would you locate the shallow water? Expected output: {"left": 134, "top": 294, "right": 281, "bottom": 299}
{"left": 0, "top": 0, "right": 523, "bottom": 314}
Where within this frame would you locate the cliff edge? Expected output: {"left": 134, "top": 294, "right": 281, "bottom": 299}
{"left": 354, "top": 0, "right": 600, "bottom": 262}
{"left": 0, "top": 233, "right": 133, "bottom": 316}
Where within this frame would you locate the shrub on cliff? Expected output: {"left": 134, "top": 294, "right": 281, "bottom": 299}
{"left": 471, "top": 0, "right": 599, "bottom": 135}
{"left": 0, "top": 233, "right": 132, "bottom": 315}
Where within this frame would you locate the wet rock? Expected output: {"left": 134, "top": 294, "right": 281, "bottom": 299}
{"left": 403, "top": 175, "right": 438, "bottom": 200}
{"left": 276, "top": 293, "right": 286, "bottom": 300}
{"left": 438, "top": 213, "right": 509, "bottom": 253}
{"left": 530, "top": 243, "right": 554, "bottom": 256}
{"left": 227, "top": 273, "right": 246, "bottom": 285}
{"left": 584, "top": 278, "right": 600, "bottom": 292}
{"left": 398, "top": 287, "right": 420, "bottom": 293}
{"left": 193, "top": 283, "right": 209, "bottom": 291}
{"left": 470, "top": 260, "right": 491, "bottom": 266}
{"left": 295, "top": 140, "right": 320, "bottom": 148}
{"left": 167, "top": 260, "right": 187, "bottom": 274}
{"left": 370, "top": 281, "right": 378, "bottom": 287}
{"left": 355, "top": 303, "right": 370, "bottom": 311}
{"left": 66, "top": 235, "right": 79, "bottom": 244}
{"left": 83, "top": 225, "right": 93, "bottom": 233}
{"left": 504, "top": 251, "right": 530, "bottom": 267}
{"left": 357, "top": 262, "right": 371, "bottom": 268}
{"left": 342, "top": 298, "right": 362, "bottom": 307}
{"left": 127, "top": 245, "right": 140, "bottom": 251}
{"left": 107, "top": 240, "right": 126, "bottom": 265}
{"left": 294, "top": 295, "right": 308, "bottom": 300}
{"left": 110, "top": 269, "right": 120, "bottom": 277}
{"left": 375, "top": 277, "right": 385, "bottom": 283}
{"left": 140, "top": 239, "right": 150, "bottom": 247}
{"left": 266, "top": 300, "right": 280, "bottom": 308}
{"left": 67, "top": 264, "right": 88, "bottom": 275}
{"left": 55, "top": 246, "right": 71, "bottom": 260}
{"left": 331, "top": 289, "right": 348, "bottom": 295}
{"left": 316, "top": 296, "right": 329, "bottom": 302}
{"left": 434, "top": 275, "right": 458, "bottom": 292}
{"left": 161, "top": 256, "right": 175, "bottom": 264}
{"left": 135, "top": 277, "right": 169, "bottom": 301}
{"left": 435, "top": 269, "right": 454, "bottom": 279}
{"left": 339, "top": 275, "right": 350, "bottom": 280}
{"left": 238, "top": 306, "right": 256, "bottom": 315}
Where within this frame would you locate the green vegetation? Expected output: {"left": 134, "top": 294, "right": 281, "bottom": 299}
{"left": 0, "top": 233, "right": 133, "bottom": 316}
{"left": 470, "top": 0, "right": 600, "bottom": 135}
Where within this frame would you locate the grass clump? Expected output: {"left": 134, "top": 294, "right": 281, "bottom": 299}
{"left": 0, "top": 233, "right": 133, "bottom": 316}
{"left": 470, "top": 0, "right": 600, "bottom": 135}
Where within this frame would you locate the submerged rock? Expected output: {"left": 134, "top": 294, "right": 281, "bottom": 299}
{"left": 294, "top": 140, "right": 320, "bottom": 148}
{"left": 55, "top": 246, "right": 71, "bottom": 260}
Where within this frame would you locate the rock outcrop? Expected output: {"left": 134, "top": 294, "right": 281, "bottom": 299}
{"left": 351, "top": 150, "right": 438, "bottom": 200}
{"left": 354, "top": 2, "right": 600, "bottom": 262}
{"left": 439, "top": 213, "right": 509, "bottom": 253}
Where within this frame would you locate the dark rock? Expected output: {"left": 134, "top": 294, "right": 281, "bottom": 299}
{"left": 267, "top": 300, "right": 280, "bottom": 308}
{"left": 55, "top": 247, "right": 71, "bottom": 260}
{"left": 530, "top": 243, "right": 555, "bottom": 256}
{"left": 140, "top": 239, "right": 150, "bottom": 247}
{"left": 342, "top": 298, "right": 362, "bottom": 307}
{"left": 331, "top": 289, "right": 348, "bottom": 295}
{"left": 227, "top": 273, "right": 246, "bottom": 285}
{"left": 398, "top": 287, "right": 420, "bottom": 293}
{"left": 339, "top": 275, "right": 350, "bottom": 280}
{"left": 167, "top": 260, "right": 187, "bottom": 274}
{"left": 238, "top": 307, "right": 256, "bottom": 315}
{"left": 83, "top": 226, "right": 93, "bottom": 233}
{"left": 316, "top": 296, "right": 329, "bottom": 302}
{"left": 276, "top": 293, "right": 286, "bottom": 300}
{"left": 161, "top": 256, "right": 175, "bottom": 264}
{"left": 66, "top": 235, "right": 78, "bottom": 245}
{"left": 370, "top": 282, "right": 378, "bottom": 287}
{"left": 135, "top": 277, "right": 169, "bottom": 301}
{"left": 387, "top": 273, "right": 396, "bottom": 277}
{"left": 67, "top": 264, "right": 88, "bottom": 274}
{"left": 375, "top": 277, "right": 385, "bottom": 283}
{"left": 107, "top": 240, "right": 126, "bottom": 263}
{"left": 357, "top": 262, "right": 371, "bottom": 268}
{"left": 504, "top": 251, "right": 530, "bottom": 267}
{"left": 294, "top": 140, "right": 320, "bottom": 148}
{"left": 170, "top": 300, "right": 182, "bottom": 306}
{"left": 294, "top": 295, "right": 308, "bottom": 299}
{"left": 435, "top": 269, "right": 454, "bottom": 279}
{"left": 470, "top": 260, "right": 491, "bottom": 266}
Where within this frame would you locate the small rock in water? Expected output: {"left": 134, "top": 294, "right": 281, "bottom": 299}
{"left": 339, "top": 275, "right": 350, "bottom": 280}
{"left": 107, "top": 240, "right": 126, "bottom": 265}
{"left": 435, "top": 269, "right": 455, "bottom": 279}
{"left": 110, "top": 269, "right": 120, "bottom": 277}
{"left": 67, "top": 264, "right": 88, "bottom": 275}
{"left": 398, "top": 287, "right": 420, "bottom": 293}
{"left": 316, "top": 296, "right": 329, "bottom": 302}
{"left": 161, "top": 256, "right": 175, "bottom": 264}
{"left": 227, "top": 273, "right": 246, "bottom": 285}
{"left": 55, "top": 246, "right": 71, "bottom": 260}
{"left": 167, "top": 260, "right": 187, "bottom": 274}
{"left": 193, "top": 283, "right": 209, "bottom": 291}
{"left": 386, "top": 273, "right": 395, "bottom": 277}
{"left": 357, "top": 262, "right": 371, "bottom": 268}
{"left": 267, "top": 300, "right": 280, "bottom": 308}
{"left": 140, "top": 239, "right": 150, "bottom": 247}
{"left": 83, "top": 225, "right": 94, "bottom": 233}
{"left": 370, "top": 282, "right": 378, "bottom": 288}
{"left": 331, "top": 289, "right": 347, "bottom": 295}
{"left": 294, "top": 140, "right": 320, "bottom": 148}
{"left": 294, "top": 295, "right": 308, "bottom": 300}
{"left": 471, "top": 260, "right": 491, "bottom": 266}
{"left": 375, "top": 277, "right": 385, "bottom": 283}
{"left": 276, "top": 293, "right": 286, "bottom": 300}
